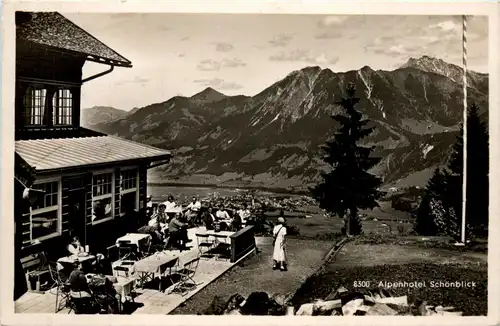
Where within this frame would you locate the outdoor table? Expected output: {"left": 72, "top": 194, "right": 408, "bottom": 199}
{"left": 57, "top": 253, "right": 96, "bottom": 272}
{"left": 204, "top": 230, "right": 234, "bottom": 239}
{"left": 134, "top": 252, "right": 179, "bottom": 291}
{"left": 116, "top": 233, "right": 151, "bottom": 252}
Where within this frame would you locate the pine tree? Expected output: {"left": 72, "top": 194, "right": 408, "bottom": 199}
{"left": 446, "top": 103, "right": 489, "bottom": 237}
{"left": 415, "top": 167, "right": 444, "bottom": 235}
{"left": 311, "top": 82, "right": 383, "bottom": 236}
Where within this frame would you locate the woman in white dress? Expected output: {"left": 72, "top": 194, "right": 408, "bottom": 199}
{"left": 272, "top": 217, "right": 287, "bottom": 271}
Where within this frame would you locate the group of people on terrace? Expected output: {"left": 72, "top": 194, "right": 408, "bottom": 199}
{"left": 137, "top": 195, "right": 252, "bottom": 252}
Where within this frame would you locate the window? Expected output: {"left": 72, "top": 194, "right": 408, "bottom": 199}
{"left": 92, "top": 172, "right": 114, "bottom": 224}
{"left": 53, "top": 89, "right": 73, "bottom": 125}
{"left": 120, "top": 168, "right": 138, "bottom": 214}
{"left": 24, "top": 87, "right": 47, "bottom": 125}
{"left": 30, "top": 180, "right": 61, "bottom": 241}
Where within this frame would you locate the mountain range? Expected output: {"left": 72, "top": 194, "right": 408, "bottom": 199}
{"left": 83, "top": 56, "right": 489, "bottom": 192}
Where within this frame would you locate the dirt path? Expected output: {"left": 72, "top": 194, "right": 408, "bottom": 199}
{"left": 170, "top": 237, "right": 335, "bottom": 314}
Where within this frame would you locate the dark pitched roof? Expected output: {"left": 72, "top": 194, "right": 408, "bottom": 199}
{"left": 16, "top": 12, "right": 132, "bottom": 67}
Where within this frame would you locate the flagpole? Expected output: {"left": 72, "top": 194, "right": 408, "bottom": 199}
{"left": 460, "top": 14, "right": 468, "bottom": 244}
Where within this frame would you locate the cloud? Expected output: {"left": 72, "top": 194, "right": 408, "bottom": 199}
{"left": 364, "top": 42, "right": 421, "bottom": 58}
{"left": 317, "top": 15, "right": 348, "bottom": 28}
{"left": 213, "top": 42, "right": 234, "bottom": 52}
{"left": 116, "top": 76, "right": 150, "bottom": 86}
{"left": 314, "top": 30, "right": 342, "bottom": 39}
{"left": 269, "top": 34, "right": 294, "bottom": 47}
{"left": 269, "top": 50, "right": 339, "bottom": 65}
{"left": 430, "top": 20, "right": 460, "bottom": 32}
{"left": 193, "top": 78, "right": 244, "bottom": 90}
{"left": 197, "top": 58, "right": 247, "bottom": 71}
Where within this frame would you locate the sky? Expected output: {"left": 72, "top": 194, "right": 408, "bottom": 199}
{"left": 64, "top": 13, "right": 489, "bottom": 111}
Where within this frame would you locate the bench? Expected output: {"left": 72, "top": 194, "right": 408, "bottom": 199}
{"left": 21, "top": 252, "right": 51, "bottom": 292}
{"left": 229, "top": 226, "right": 256, "bottom": 263}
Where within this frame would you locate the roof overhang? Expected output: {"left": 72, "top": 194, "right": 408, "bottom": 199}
{"left": 16, "top": 12, "right": 133, "bottom": 68}
{"left": 15, "top": 135, "right": 173, "bottom": 174}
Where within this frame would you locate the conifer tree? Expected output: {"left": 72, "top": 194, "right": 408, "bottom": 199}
{"left": 415, "top": 167, "right": 444, "bottom": 235}
{"left": 311, "top": 83, "right": 383, "bottom": 236}
{"left": 446, "top": 103, "right": 489, "bottom": 237}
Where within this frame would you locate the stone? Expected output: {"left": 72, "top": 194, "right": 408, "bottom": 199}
{"left": 314, "top": 299, "right": 342, "bottom": 314}
{"left": 296, "top": 303, "right": 314, "bottom": 316}
{"left": 223, "top": 294, "right": 245, "bottom": 314}
{"left": 365, "top": 303, "right": 398, "bottom": 316}
{"left": 342, "top": 298, "right": 364, "bottom": 316}
{"left": 325, "top": 285, "right": 348, "bottom": 301}
{"left": 375, "top": 295, "right": 408, "bottom": 306}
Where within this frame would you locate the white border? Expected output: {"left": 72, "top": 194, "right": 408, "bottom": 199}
{"left": 2, "top": 1, "right": 499, "bottom": 326}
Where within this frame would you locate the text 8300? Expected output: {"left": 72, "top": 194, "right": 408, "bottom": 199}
{"left": 353, "top": 281, "right": 371, "bottom": 287}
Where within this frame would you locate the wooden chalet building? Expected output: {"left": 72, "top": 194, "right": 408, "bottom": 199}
{"left": 14, "top": 12, "right": 172, "bottom": 263}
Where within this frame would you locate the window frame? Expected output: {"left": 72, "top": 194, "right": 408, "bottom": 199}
{"left": 30, "top": 177, "right": 62, "bottom": 242}
{"left": 23, "top": 85, "right": 48, "bottom": 127}
{"left": 119, "top": 167, "right": 140, "bottom": 214}
{"left": 91, "top": 169, "right": 115, "bottom": 225}
{"left": 52, "top": 88, "right": 73, "bottom": 126}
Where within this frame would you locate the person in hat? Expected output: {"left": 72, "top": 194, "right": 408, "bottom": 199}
{"left": 272, "top": 217, "right": 287, "bottom": 271}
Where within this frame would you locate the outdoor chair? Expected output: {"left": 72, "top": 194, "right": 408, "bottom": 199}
{"left": 210, "top": 234, "right": 232, "bottom": 261}
{"left": 48, "top": 263, "right": 71, "bottom": 313}
{"left": 22, "top": 252, "right": 51, "bottom": 292}
{"left": 106, "top": 244, "right": 119, "bottom": 262}
{"left": 113, "top": 260, "right": 135, "bottom": 278}
{"left": 117, "top": 241, "right": 140, "bottom": 261}
{"left": 195, "top": 233, "right": 215, "bottom": 259}
{"left": 171, "top": 257, "right": 201, "bottom": 296}
{"left": 162, "top": 257, "right": 179, "bottom": 293}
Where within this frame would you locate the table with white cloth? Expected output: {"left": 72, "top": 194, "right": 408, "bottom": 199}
{"left": 57, "top": 253, "right": 96, "bottom": 272}
{"left": 202, "top": 230, "right": 235, "bottom": 260}
{"left": 134, "top": 252, "right": 179, "bottom": 291}
{"left": 116, "top": 233, "right": 151, "bottom": 252}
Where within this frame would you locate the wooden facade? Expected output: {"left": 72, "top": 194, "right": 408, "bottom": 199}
{"left": 14, "top": 12, "right": 171, "bottom": 265}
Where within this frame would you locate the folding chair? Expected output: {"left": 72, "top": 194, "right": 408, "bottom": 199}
{"left": 195, "top": 233, "right": 215, "bottom": 259}
{"left": 211, "top": 234, "right": 231, "bottom": 261}
{"left": 48, "top": 263, "right": 71, "bottom": 313}
{"left": 113, "top": 260, "right": 135, "bottom": 278}
{"left": 117, "top": 241, "right": 140, "bottom": 261}
{"left": 162, "top": 257, "right": 179, "bottom": 293}
{"left": 171, "top": 257, "right": 201, "bottom": 296}
{"left": 24, "top": 252, "right": 51, "bottom": 292}
{"left": 106, "top": 244, "right": 119, "bottom": 263}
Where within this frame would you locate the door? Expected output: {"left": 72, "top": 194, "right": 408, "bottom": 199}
{"left": 66, "top": 176, "right": 87, "bottom": 243}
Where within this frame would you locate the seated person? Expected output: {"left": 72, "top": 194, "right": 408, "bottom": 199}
{"left": 202, "top": 206, "right": 216, "bottom": 230}
{"left": 167, "top": 213, "right": 191, "bottom": 250}
{"left": 237, "top": 203, "right": 251, "bottom": 225}
{"left": 216, "top": 205, "right": 230, "bottom": 221}
{"left": 215, "top": 205, "right": 230, "bottom": 231}
{"left": 163, "top": 195, "right": 177, "bottom": 211}
{"left": 68, "top": 262, "right": 92, "bottom": 297}
{"left": 68, "top": 236, "right": 85, "bottom": 256}
{"left": 184, "top": 196, "right": 201, "bottom": 224}
{"left": 230, "top": 213, "right": 242, "bottom": 231}
{"left": 137, "top": 204, "right": 167, "bottom": 244}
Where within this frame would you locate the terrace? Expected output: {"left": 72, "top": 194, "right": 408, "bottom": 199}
{"left": 15, "top": 226, "right": 258, "bottom": 315}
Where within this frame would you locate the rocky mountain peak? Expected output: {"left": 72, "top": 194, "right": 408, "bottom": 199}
{"left": 191, "top": 87, "right": 228, "bottom": 102}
